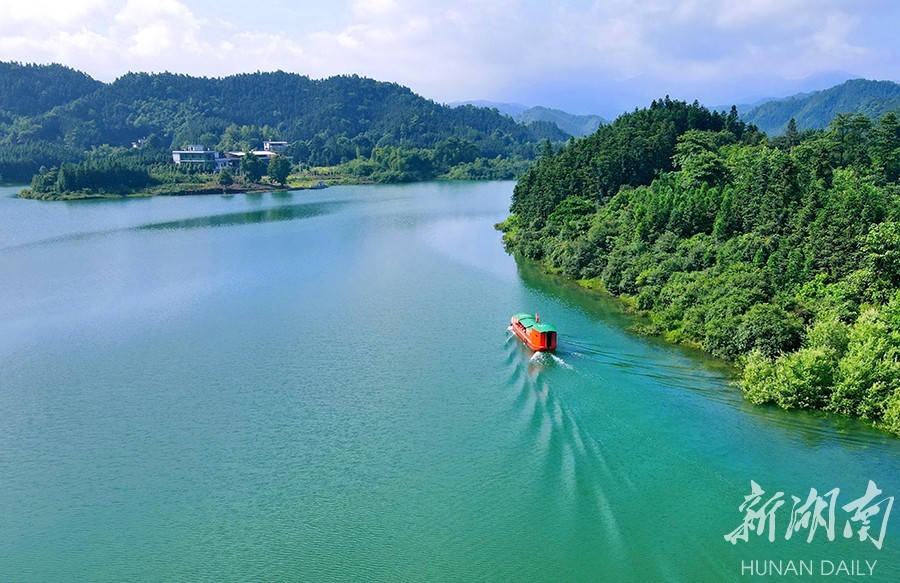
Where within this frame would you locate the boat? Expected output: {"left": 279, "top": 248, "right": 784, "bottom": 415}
{"left": 510, "top": 313, "right": 557, "bottom": 352}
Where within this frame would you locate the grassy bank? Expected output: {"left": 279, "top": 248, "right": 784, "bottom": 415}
{"left": 17, "top": 179, "right": 292, "bottom": 201}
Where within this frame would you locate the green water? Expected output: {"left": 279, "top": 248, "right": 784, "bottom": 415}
{"left": 0, "top": 182, "right": 897, "bottom": 581}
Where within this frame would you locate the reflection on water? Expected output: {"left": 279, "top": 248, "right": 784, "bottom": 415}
{"left": 139, "top": 201, "right": 342, "bottom": 231}
{"left": 2, "top": 199, "right": 346, "bottom": 251}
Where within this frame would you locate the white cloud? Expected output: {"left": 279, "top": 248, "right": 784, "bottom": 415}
{"left": 112, "top": 0, "right": 206, "bottom": 59}
{"left": 352, "top": 0, "right": 398, "bottom": 18}
{"left": 4, "top": 0, "right": 108, "bottom": 26}
{"left": 0, "top": 0, "right": 893, "bottom": 111}
{"left": 714, "top": 0, "right": 815, "bottom": 28}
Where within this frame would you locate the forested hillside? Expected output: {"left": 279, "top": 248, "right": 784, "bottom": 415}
{"left": 0, "top": 62, "right": 101, "bottom": 116}
{"left": 0, "top": 64, "right": 566, "bottom": 183}
{"left": 742, "top": 79, "right": 900, "bottom": 135}
{"left": 501, "top": 98, "right": 900, "bottom": 434}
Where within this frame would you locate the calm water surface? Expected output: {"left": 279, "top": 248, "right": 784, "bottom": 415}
{"left": 1, "top": 182, "right": 897, "bottom": 581}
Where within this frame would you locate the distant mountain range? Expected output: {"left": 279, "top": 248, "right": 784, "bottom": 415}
{"left": 486, "top": 78, "right": 900, "bottom": 138}
{"left": 455, "top": 77, "right": 900, "bottom": 139}
{"left": 461, "top": 72, "right": 900, "bottom": 140}
{"left": 516, "top": 107, "right": 607, "bottom": 138}
{"left": 451, "top": 101, "right": 607, "bottom": 137}
{"left": 740, "top": 79, "right": 900, "bottom": 135}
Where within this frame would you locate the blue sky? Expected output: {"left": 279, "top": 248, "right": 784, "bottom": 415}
{"left": 0, "top": 0, "right": 897, "bottom": 117}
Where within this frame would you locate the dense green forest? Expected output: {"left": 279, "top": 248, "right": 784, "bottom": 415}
{"left": 0, "top": 62, "right": 101, "bottom": 116}
{"left": 0, "top": 63, "right": 567, "bottom": 184}
{"left": 501, "top": 98, "right": 900, "bottom": 434}
{"left": 742, "top": 79, "right": 900, "bottom": 135}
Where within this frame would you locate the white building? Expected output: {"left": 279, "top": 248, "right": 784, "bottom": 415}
{"left": 172, "top": 145, "right": 230, "bottom": 171}
{"left": 263, "top": 141, "right": 288, "bottom": 154}
{"left": 227, "top": 150, "right": 278, "bottom": 162}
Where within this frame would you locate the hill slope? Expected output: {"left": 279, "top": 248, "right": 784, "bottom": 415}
{"left": 742, "top": 79, "right": 900, "bottom": 135}
{"left": 0, "top": 65, "right": 567, "bottom": 182}
{"left": 0, "top": 62, "right": 102, "bottom": 117}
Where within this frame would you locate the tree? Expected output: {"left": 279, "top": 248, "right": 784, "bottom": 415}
{"left": 785, "top": 118, "right": 799, "bottom": 149}
{"left": 735, "top": 303, "right": 803, "bottom": 358}
{"left": 863, "top": 221, "right": 900, "bottom": 292}
{"left": 143, "top": 133, "right": 164, "bottom": 151}
{"left": 240, "top": 152, "right": 264, "bottom": 182}
{"left": 217, "top": 168, "right": 233, "bottom": 191}
{"left": 673, "top": 130, "right": 728, "bottom": 187}
{"left": 872, "top": 112, "right": 900, "bottom": 183}
{"left": 499, "top": 104, "right": 900, "bottom": 433}
{"left": 267, "top": 155, "right": 291, "bottom": 186}
{"left": 829, "top": 113, "right": 871, "bottom": 167}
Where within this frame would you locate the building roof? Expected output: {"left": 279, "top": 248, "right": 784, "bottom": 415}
{"left": 228, "top": 151, "right": 277, "bottom": 157}
{"left": 513, "top": 313, "right": 556, "bottom": 333}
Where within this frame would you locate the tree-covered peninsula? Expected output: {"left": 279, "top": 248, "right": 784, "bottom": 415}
{"left": 500, "top": 98, "right": 900, "bottom": 434}
{"left": 19, "top": 152, "right": 298, "bottom": 200}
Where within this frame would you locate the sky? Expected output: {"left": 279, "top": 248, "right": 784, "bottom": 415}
{"left": 0, "top": 0, "right": 897, "bottom": 117}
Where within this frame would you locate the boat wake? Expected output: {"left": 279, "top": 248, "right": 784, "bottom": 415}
{"left": 502, "top": 332, "right": 630, "bottom": 562}
{"left": 501, "top": 329, "right": 762, "bottom": 578}
{"left": 549, "top": 353, "right": 572, "bottom": 369}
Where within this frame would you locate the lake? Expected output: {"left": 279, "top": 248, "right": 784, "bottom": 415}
{"left": 1, "top": 181, "right": 897, "bottom": 581}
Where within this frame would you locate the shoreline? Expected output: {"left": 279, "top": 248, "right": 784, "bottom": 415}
{"left": 15, "top": 179, "right": 338, "bottom": 201}
{"left": 13, "top": 172, "right": 510, "bottom": 201}
{"left": 500, "top": 225, "right": 900, "bottom": 439}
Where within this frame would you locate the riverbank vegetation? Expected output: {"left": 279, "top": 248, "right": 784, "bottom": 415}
{"left": 500, "top": 98, "right": 900, "bottom": 434}
{"left": 16, "top": 141, "right": 527, "bottom": 199}
{"left": 324, "top": 140, "right": 534, "bottom": 183}
{"left": 18, "top": 148, "right": 295, "bottom": 200}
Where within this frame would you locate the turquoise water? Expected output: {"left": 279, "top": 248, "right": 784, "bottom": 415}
{"left": 1, "top": 182, "right": 897, "bottom": 581}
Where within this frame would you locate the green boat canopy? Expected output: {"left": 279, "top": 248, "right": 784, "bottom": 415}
{"left": 513, "top": 313, "right": 556, "bottom": 333}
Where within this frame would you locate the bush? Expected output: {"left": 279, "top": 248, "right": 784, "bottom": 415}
{"left": 741, "top": 347, "right": 837, "bottom": 409}
{"left": 773, "top": 347, "right": 838, "bottom": 409}
{"left": 741, "top": 350, "right": 779, "bottom": 404}
{"left": 734, "top": 303, "right": 803, "bottom": 358}
{"left": 882, "top": 389, "right": 900, "bottom": 434}
{"left": 829, "top": 308, "right": 892, "bottom": 416}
